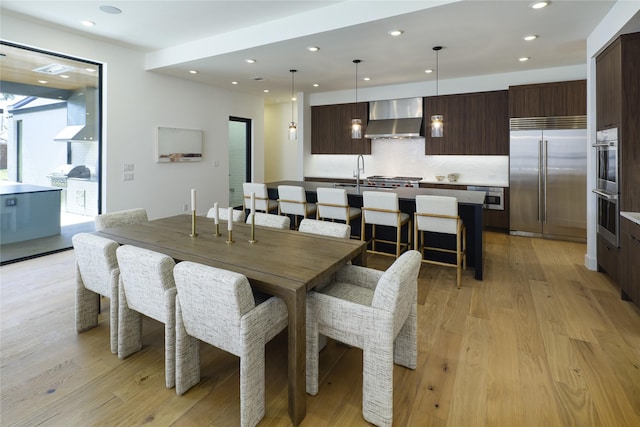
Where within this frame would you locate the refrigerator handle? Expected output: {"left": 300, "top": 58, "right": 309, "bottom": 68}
{"left": 543, "top": 139, "right": 548, "bottom": 224}
{"left": 538, "top": 140, "right": 543, "bottom": 223}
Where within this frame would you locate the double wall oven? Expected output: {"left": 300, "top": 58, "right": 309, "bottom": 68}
{"left": 592, "top": 127, "right": 619, "bottom": 246}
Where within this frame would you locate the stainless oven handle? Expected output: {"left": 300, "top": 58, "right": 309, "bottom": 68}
{"left": 592, "top": 142, "right": 615, "bottom": 147}
{"left": 592, "top": 189, "right": 618, "bottom": 200}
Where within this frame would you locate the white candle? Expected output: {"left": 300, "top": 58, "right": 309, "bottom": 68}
{"left": 213, "top": 202, "right": 219, "bottom": 225}
{"left": 227, "top": 207, "right": 233, "bottom": 230}
{"left": 250, "top": 191, "right": 256, "bottom": 214}
{"left": 191, "top": 189, "right": 196, "bottom": 212}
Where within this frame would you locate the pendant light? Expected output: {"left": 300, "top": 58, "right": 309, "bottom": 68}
{"left": 351, "top": 59, "right": 362, "bottom": 139}
{"left": 288, "top": 69, "right": 298, "bottom": 140}
{"left": 431, "top": 46, "right": 443, "bottom": 138}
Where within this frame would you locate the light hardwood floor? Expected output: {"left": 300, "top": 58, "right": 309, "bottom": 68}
{"left": 1, "top": 232, "right": 639, "bottom": 426}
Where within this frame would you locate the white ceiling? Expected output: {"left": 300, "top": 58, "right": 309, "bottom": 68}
{"left": 2, "top": 0, "right": 639, "bottom": 104}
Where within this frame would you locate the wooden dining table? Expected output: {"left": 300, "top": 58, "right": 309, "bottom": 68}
{"left": 94, "top": 214, "right": 367, "bottom": 426}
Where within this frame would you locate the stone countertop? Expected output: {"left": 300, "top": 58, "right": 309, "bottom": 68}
{"left": 305, "top": 176, "right": 509, "bottom": 188}
{"left": 268, "top": 180, "right": 486, "bottom": 206}
{"left": 621, "top": 211, "right": 640, "bottom": 226}
{"left": 420, "top": 178, "right": 510, "bottom": 187}
{"left": 0, "top": 182, "right": 62, "bottom": 196}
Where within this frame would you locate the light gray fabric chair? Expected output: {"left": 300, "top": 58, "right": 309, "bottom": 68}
{"left": 277, "top": 185, "right": 317, "bottom": 228}
{"left": 72, "top": 232, "right": 120, "bottom": 354}
{"left": 316, "top": 187, "right": 361, "bottom": 238}
{"left": 116, "top": 245, "right": 177, "bottom": 389}
{"left": 361, "top": 191, "right": 411, "bottom": 258}
{"left": 414, "top": 195, "right": 466, "bottom": 288}
{"left": 306, "top": 250, "right": 421, "bottom": 427}
{"left": 246, "top": 212, "right": 290, "bottom": 230}
{"left": 298, "top": 218, "right": 351, "bottom": 239}
{"left": 207, "top": 206, "right": 245, "bottom": 223}
{"left": 243, "top": 182, "right": 278, "bottom": 213}
{"left": 94, "top": 208, "right": 148, "bottom": 231}
{"left": 173, "top": 261, "right": 288, "bottom": 427}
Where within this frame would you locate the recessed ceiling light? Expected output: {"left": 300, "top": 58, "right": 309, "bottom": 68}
{"left": 519, "top": 57, "right": 530, "bottom": 62}
{"left": 363, "top": 77, "right": 371, "bottom": 81}
{"left": 99, "top": 5, "right": 122, "bottom": 14}
{"left": 38, "top": 80, "right": 48, "bottom": 84}
{"left": 232, "top": 81, "right": 239, "bottom": 85}
{"left": 306, "top": 46, "right": 320, "bottom": 52}
{"left": 85, "top": 67, "right": 96, "bottom": 72}
{"left": 529, "top": 1, "right": 550, "bottom": 9}
{"left": 523, "top": 35, "right": 539, "bottom": 41}
{"left": 313, "top": 83, "right": 320, "bottom": 87}
{"left": 188, "top": 70, "right": 198, "bottom": 74}
{"left": 292, "top": 96, "right": 297, "bottom": 101}
{"left": 388, "top": 29, "right": 404, "bottom": 37}
{"left": 263, "top": 89, "right": 269, "bottom": 93}
{"left": 60, "top": 74, "right": 70, "bottom": 79}
{"left": 425, "top": 69, "right": 433, "bottom": 74}
{"left": 81, "top": 20, "right": 95, "bottom": 27}
{"left": 245, "top": 59, "right": 256, "bottom": 64}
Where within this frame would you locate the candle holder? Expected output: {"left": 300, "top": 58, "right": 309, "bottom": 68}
{"left": 213, "top": 223, "right": 221, "bottom": 237}
{"left": 226, "top": 229, "right": 234, "bottom": 244}
{"left": 249, "top": 214, "right": 257, "bottom": 244}
{"left": 190, "top": 211, "right": 198, "bottom": 237}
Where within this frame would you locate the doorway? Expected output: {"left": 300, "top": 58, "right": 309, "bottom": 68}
{"left": 228, "top": 117, "right": 251, "bottom": 208}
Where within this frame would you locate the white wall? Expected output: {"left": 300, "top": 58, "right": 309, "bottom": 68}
{"left": 1, "top": 13, "right": 266, "bottom": 219}
{"left": 7, "top": 105, "right": 67, "bottom": 186}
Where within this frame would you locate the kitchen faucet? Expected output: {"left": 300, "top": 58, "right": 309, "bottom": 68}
{"left": 354, "top": 154, "right": 365, "bottom": 192}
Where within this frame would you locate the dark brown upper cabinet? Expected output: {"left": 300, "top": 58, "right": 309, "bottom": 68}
{"left": 509, "top": 80, "right": 586, "bottom": 118}
{"left": 311, "top": 102, "right": 371, "bottom": 154}
{"left": 424, "top": 90, "right": 509, "bottom": 155}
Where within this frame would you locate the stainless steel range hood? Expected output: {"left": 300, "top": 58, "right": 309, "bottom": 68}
{"left": 364, "top": 97, "right": 423, "bottom": 139}
{"left": 54, "top": 87, "right": 98, "bottom": 142}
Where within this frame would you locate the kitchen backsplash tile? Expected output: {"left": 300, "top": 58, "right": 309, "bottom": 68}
{"left": 305, "top": 138, "right": 509, "bottom": 187}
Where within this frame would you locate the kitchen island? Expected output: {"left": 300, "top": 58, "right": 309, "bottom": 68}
{"left": 266, "top": 180, "right": 486, "bottom": 280}
{"left": 0, "top": 183, "right": 62, "bottom": 244}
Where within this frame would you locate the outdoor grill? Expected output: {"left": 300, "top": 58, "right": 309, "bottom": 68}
{"left": 47, "top": 164, "right": 91, "bottom": 188}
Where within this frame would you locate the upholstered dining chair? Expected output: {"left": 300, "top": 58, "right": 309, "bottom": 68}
{"left": 315, "top": 187, "right": 361, "bottom": 238}
{"left": 361, "top": 191, "right": 411, "bottom": 258}
{"left": 414, "top": 194, "right": 466, "bottom": 288}
{"left": 173, "top": 261, "right": 288, "bottom": 427}
{"left": 72, "top": 232, "right": 120, "bottom": 354}
{"left": 116, "top": 245, "right": 177, "bottom": 388}
{"left": 94, "top": 208, "right": 148, "bottom": 231}
{"left": 246, "top": 212, "right": 290, "bottom": 230}
{"left": 299, "top": 218, "right": 351, "bottom": 239}
{"left": 207, "top": 206, "right": 246, "bottom": 223}
{"left": 277, "top": 185, "right": 317, "bottom": 229}
{"left": 242, "top": 182, "right": 278, "bottom": 214}
{"left": 306, "top": 250, "right": 421, "bottom": 427}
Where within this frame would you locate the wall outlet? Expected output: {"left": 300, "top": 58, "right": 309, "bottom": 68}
{"left": 5, "top": 198, "right": 17, "bottom": 207}
{"left": 214, "top": 160, "right": 220, "bottom": 167}
{"left": 183, "top": 203, "right": 189, "bottom": 212}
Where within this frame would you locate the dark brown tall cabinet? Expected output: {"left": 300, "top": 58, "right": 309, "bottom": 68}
{"left": 423, "top": 90, "right": 509, "bottom": 155}
{"left": 596, "top": 32, "right": 640, "bottom": 306}
{"left": 311, "top": 102, "right": 371, "bottom": 154}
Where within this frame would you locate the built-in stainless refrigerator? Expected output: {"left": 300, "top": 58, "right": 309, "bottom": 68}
{"left": 509, "top": 117, "right": 587, "bottom": 241}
